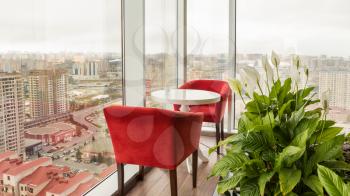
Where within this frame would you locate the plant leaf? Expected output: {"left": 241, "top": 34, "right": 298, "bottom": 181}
{"left": 320, "top": 161, "right": 350, "bottom": 171}
{"left": 242, "top": 132, "right": 269, "bottom": 153}
{"left": 278, "top": 78, "right": 292, "bottom": 104}
{"left": 303, "top": 175, "right": 323, "bottom": 195}
{"left": 306, "top": 135, "right": 345, "bottom": 176}
{"left": 208, "top": 133, "right": 245, "bottom": 155}
{"left": 317, "top": 164, "right": 349, "bottom": 196}
{"left": 293, "top": 118, "right": 319, "bottom": 137}
{"left": 286, "top": 107, "right": 305, "bottom": 138}
{"left": 217, "top": 171, "right": 246, "bottom": 194}
{"left": 209, "top": 153, "right": 248, "bottom": 178}
{"left": 241, "top": 180, "right": 260, "bottom": 196}
{"left": 279, "top": 168, "right": 301, "bottom": 195}
{"left": 275, "top": 146, "right": 304, "bottom": 170}
{"left": 258, "top": 171, "right": 275, "bottom": 196}
{"left": 291, "top": 130, "right": 308, "bottom": 147}
{"left": 278, "top": 100, "right": 293, "bottom": 119}
{"left": 312, "top": 127, "right": 343, "bottom": 143}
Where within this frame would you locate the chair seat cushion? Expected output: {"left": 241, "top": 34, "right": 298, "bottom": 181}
{"left": 187, "top": 104, "right": 218, "bottom": 123}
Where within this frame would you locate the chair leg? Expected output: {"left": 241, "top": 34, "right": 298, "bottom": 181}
{"left": 221, "top": 118, "right": 225, "bottom": 140}
{"left": 192, "top": 150, "right": 198, "bottom": 188}
{"left": 117, "top": 163, "right": 124, "bottom": 196}
{"left": 139, "top": 166, "right": 144, "bottom": 181}
{"left": 215, "top": 123, "right": 220, "bottom": 154}
{"left": 169, "top": 169, "right": 178, "bottom": 196}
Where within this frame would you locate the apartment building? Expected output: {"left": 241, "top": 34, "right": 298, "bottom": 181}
{"left": 0, "top": 158, "right": 22, "bottom": 192}
{"left": 0, "top": 73, "right": 25, "bottom": 156}
{"left": 319, "top": 71, "right": 350, "bottom": 110}
{"left": 18, "top": 165, "right": 70, "bottom": 196}
{"left": 2, "top": 157, "right": 52, "bottom": 195}
{"left": 28, "top": 69, "right": 69, "bottom": 120}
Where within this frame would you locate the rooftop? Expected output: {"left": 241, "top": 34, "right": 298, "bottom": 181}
{"left": 0, "top": 151, "right": 17, "bottom": 162}
{"left": 5, "top": 157, "right": 51, "bottom": 176}
{"left": 0, "top": 159, "right": 22, "bottom": 178}
{"left": 46, "top": 171, "right": 93, "bottom": 194}
{"left": 25, "top": 138, "right": 42, "bottom": 147}
{"left": 19, "top": 165, "right": 70, "bottom": 186}
{"left": 25, "top": 122, "right": 75, "bottom": 135}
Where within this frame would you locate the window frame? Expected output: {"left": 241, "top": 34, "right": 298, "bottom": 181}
{"left": 85, "top": 0, "right": 237, "bottom": 194}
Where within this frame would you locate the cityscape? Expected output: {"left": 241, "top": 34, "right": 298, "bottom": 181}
{"left": 0, "top": 51, "right": 349, "bottom": 194}
{"left": 0, "top": 52, "right": 122, "bottom": 195}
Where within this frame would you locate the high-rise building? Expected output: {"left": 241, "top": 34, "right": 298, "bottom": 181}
{"left": 0, "top": 73, "right": 25, "bottom": 156}
{"left": 319, "top": 71, "right": 350, "bottom": 110}
{"left": 71, "top": 60, "right": 103, "bottom": 80}
{"left": 28, "top": 69, "right": 69, "bottom": 120}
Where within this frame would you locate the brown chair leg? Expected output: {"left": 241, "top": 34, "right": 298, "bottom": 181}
{"left": 221, "top": 118, "right": 225, "bottom": 140}
{"left": 117, "top": 163, "right": 124, "bottom": 196}
{"left": 192, "top": 150, "right": 198, "bottom": 188}
{"left": 139, "top": 166, "right": 144, "bottom": 181}
{"left": 215, "top": 123, "right": 220, "bottom": 154}
{"left": 169, "top": 169, "right": 178, "bottom": 196}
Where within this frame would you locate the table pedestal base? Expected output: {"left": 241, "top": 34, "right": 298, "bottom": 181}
{"left": 186, "top": 149, "right": 209, "bottom": 174}
{"left": 179, "top": 104, "right": 209, "bottom": 174}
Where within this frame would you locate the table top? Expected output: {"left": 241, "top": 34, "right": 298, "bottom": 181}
{"left": 151, "top": 89, "right": 221, "bottom": 105}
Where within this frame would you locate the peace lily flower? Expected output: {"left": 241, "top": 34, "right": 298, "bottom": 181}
{"left": 304, "top": 68, "right": 309, "bottom": 80}
{"left": 293, "top": 56, "right": 302, "bottom": 69}
{"left": 262, "top": 55, "right": 274, "bottom": 84}
{"left": 242, "top": 66, "right": 260, "bottom": 84}
{"left": 271, "top": 51, "right": 280, "bottom": 67}
{"left": 228, "top": 79, "right": 242, "bottom": 96}
{"left": 290, "top": 62, "right": 301, "bottom": 88}
{"left": 321, "top": 89, "right": 330, "bottom": 114}
{"left": 239, "top": 68, "right": 257, "bottom": 97}
{"left": 271, "top": 51, "right": 280, "bottom": 80}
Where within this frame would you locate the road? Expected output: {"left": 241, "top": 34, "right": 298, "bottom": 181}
{"left": 39, "top": 99, "right": 122, "bottom": 159}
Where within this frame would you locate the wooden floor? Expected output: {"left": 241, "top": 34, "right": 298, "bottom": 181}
{"left": 127, "top": 136, "right": 220, "bottom": 196}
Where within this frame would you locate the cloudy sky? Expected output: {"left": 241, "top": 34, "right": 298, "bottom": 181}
{"left": 237, "top": 0, "right": 350, "bottom": 57}
{"left": 0, "top": 0, "right": 349, "bottom": 57}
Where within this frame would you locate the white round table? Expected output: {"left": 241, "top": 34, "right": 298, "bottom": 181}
{"left": 151, "top": 89, "right": 221, "bottom": 173}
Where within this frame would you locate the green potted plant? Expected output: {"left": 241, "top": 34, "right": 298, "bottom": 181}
{"left": 209, "top": 51, "right": 350, "bottom": 196}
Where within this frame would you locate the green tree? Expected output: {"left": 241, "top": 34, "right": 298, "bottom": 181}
{"left": 90, "top": 155, "right": 97, "bottom": 163}
{"left": 76, "top": 149, "right": 82, "bottom": 161}
{"left": 97, "top": 153, "right": 104, "bottom": 163}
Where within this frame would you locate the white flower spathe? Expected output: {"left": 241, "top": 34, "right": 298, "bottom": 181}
{"left": 290, "top": 63, "right": 301, "bottom": 88}
{"left": 239, "top": 66, "right": 260, "bottom": 97}
{"left": 321, "top": 89, "right": 330, "bottom": 113}
{"left": 262, "top": 55, "right": 274, "bottom": 84}
{"left": 271, "top": 50, "right": 280, "bottom": 68}
{"left": 228, "top": 79, "right": 242, "bottom": 95}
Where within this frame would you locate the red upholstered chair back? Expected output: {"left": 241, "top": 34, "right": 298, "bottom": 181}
{"left": 103, "top": 105, "right": 203, "bottom": 170}
{"left": 175, "top": 80, "right": 232, "bottom": 123}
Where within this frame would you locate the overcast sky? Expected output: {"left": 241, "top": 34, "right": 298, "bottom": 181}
{"left": 0, "top": 0, "right": 349, "bottom": 57}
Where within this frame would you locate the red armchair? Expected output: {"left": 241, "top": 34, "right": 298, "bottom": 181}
{"left": 103, "top": 105, "right": 203, "bottom": 196}
{"left": 174, "top": 80, "right": 232, "bottom": 153}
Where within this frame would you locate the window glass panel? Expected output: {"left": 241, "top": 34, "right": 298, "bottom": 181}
{"left": 187, "top": 0, "right": 231, "bottom": 81}
{"left": 0, "top": 0, "right": 122, "bottom": 194}
{"left": 187, "top": 0, "right": 232, "bottom": 130}
{"left": 145, "top": 0, "right": 178, "bottom": 108}
{"left": 237, "top": 0, "right": 350, "bottom": 131}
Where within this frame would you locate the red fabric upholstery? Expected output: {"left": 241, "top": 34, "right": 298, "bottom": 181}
{"left": 174, "top": 80, "right": 232, "bottom": 123}
{"left": 103, "top": 105, "right": 203, "bottom": 170}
